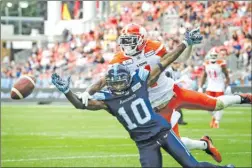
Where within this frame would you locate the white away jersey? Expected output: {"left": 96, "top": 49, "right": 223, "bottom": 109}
{"left": 204, "top": 59, "right": 226, "bottom": 92}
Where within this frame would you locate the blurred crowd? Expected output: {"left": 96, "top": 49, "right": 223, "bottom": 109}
{"left": 1, "top": 1, "right": 251, "bottom": 89}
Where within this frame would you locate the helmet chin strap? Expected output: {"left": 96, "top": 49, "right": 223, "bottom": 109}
{"left": 123, "top": 47, "right": 141, "bottom": 56}
{"left": 123, "top": 46, "right": 137, "bottom": 56}
{"left": 128, "top": 45, "right": 145, "bottom": 57}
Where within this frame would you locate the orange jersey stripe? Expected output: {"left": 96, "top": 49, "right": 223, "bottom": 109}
{"left": 144, "top": 40, "right": 167, "bottom": 57}
{"left": 109, "top": 51, "right": 130, "bottom": 64}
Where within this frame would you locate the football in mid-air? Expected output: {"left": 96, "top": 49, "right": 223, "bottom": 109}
{"left": 11, "top": 75, "right": 36, "bottom": 100}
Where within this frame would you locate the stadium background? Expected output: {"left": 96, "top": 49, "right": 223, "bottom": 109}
{"left": 1, "top": 1, "right": 251, "bottom": 167}
{"left": 1, "top": 1, "right": 251, "bottom": 92}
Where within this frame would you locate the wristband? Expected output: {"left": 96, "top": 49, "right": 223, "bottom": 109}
{"left": 64, "top": 88, "right": 70, "bottom": 94}
{"left": 182, "top": 40, "right": 189, "bottom": 48}
{"left": 157, "top": 63, "right": 165, "bottom": 72}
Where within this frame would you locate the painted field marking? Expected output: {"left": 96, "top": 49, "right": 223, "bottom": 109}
{"left": 2, "top": 152, "right": 251, "bottom": 163}
{"left": 2, "top": 154, "right": 139, "bottom": 162}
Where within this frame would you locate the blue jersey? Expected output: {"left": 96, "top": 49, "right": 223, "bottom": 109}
{"left": 93, "top": 68, "right": 171, "bottom": 142}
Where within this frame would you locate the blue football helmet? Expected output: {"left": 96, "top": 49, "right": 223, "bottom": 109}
{"left": 105, "top": 63, "right": 132, "bottom": 95}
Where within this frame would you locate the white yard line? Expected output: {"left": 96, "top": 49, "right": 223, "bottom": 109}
{"left": 20, "top": 144, "right": 134, "bottom": 149}
{"left": 213, "top": 139, "right": 251, "bottom": 143}
{"left": 194, "top": 152, "right": 251, "bottom": 155}
{"left": 2, "top": 152, "right": 251, "bottom": 163}
{"left": 97, "top": 144, "right": 134, "bottom": 147}
{"left": 2, "top": 154, "right": 139, "bottom": 162}
{"left": 2, "top": 131, "right": 251, "bottom": 141}
{"left": 188, "top": 134, "right": 251, "bottom": 137}
{"left": 2, "top": 135, "right": 129, "bottom": 141}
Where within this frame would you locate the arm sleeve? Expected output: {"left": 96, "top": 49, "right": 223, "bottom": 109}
{"left": 109, "top": 52, "right": 126, "bottom": 64}
{"left": 138, "top": 67, "right": 150, "bottom": 81}
{"left": 146, "top": 40, "right": 167, "bottom": 57}
{"left": 155, "top": 43, "right": 167, "bottom": 57}
{"left": 91, "top": 92, "right": 115, "bottom": 116}
{"left": 109, "top": 57, "right": 121, "bottom": 64}
{"left": 91, "top": 92, "right": 106, "bottom": 100}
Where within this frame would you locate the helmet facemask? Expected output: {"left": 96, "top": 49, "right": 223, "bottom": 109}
{"left": 205, "top": 49, "right": 218, "bottom": 63}
{"left": 209, "top": 53, "right": 218, "bottom": 63}
{"left": 118, "top": 35, "right": 144, "bottom": 56}
{"left": 106, "top": 71, "right": 132, "bottom": 96}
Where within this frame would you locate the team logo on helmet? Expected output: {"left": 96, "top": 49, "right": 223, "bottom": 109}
{"left": 106, "top": 64, "right": 132, "bottom": 95}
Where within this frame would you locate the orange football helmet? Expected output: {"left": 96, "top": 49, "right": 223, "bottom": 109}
{"left": 118, "top": 23, "right": 147, "bottom": 56}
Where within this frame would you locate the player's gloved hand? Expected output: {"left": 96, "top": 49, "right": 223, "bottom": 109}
{"left": 51, "top": 73, "right": 71, "bottom": 94}
{"left": 198, "top": 87, "right": 203, "bottom": 93}
{"left": 225, "top": 86, "right": 232, "bottom": 95}
{"left": 77, "top": 91, "right": 92, "bottom": 106}
{"left": 183, "top": 27, "right": 203, "bottom": 46}
{"left": 189, "top": 27, "right": 203, "bottom": 44}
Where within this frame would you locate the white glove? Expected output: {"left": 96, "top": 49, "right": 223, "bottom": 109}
{"left": 225, "top": 86, "right": 232, "bottom": 95}
{"left": 198, "top": 87, "right": 203, "bottom": 93}
{"left": 77, "top": 91, "right": 92, "bottom": 107}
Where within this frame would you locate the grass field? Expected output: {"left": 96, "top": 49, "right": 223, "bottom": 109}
{"left": 1, "top": 105, "right": 251, "bottom": 167}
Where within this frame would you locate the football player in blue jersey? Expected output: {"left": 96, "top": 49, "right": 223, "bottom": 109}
{"left": 52, "top": 31, "right": 234, "bottom": 167}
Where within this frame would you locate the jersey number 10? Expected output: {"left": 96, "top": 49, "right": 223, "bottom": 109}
{"left": 118, "top": 98, "right": 151, "bottom": 130}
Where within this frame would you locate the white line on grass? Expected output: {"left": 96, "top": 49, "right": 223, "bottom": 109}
{"left": 97, "top": 144, "right": 134, "bottom": 147}
{"left": 180, "top": 134, "right": 251, "bottom": 137}
{"left": 224, "top": 152, "right": 252, "bottom": 154}
{"left": 194, "top": 152, "right": 251, "bottom": 155}
{"left": 2, "top": 133, "right": 251, "bottom": 141}
{"left": 2, "top": 154, "right": 139, "bottom": 162}
{"left": 21, "top": 144, "right": 134, "bottom": 149}
{"left": 2, "top": 135, "right": 129, "bottom": 141}
{"left": 181, "top": 110, "right": 250, "bottom": 114}
{"left": 2, "top": 152, "right": 251, "bottom": 162}
{"left": 210, "top": 139, "right": 252, "bottom": 143}
{"left": 1, "top": 132, "right": 130, "bottom": 139}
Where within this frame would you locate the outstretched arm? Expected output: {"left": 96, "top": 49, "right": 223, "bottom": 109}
{"left": 175, "top": 45, "right": 193, "bottom": 63}
{"left": 65, "top": 90, "right": 108, "bottom": 110}
{"left": 78, "top": 77, "right": 106, "bottom": 106}
{"left": 147, "top": 28, "right": 202, "bottom": 86}
{"left": 86, "top": 77, "right": 106, "bottom": 95}
{"left": 148, "top": 43, "right": 187, "bottom": 86}
{"left": 51, "top": 73, "right": 108, "bottom": 111}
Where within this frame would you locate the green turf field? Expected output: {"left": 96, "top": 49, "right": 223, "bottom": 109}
{"left": 1, "top": 105, "right": 251, "bottom": 167}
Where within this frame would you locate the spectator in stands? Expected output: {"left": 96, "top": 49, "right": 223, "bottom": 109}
{"left": 1, "top": 1, "right": 251, "bottom": 88}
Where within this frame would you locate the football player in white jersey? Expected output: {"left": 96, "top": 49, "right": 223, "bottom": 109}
{"left": 198, "top": 49, "right": 231, "bottom": 128}
{"left": 78, "top": 23, "right": 252, "bottom": 163}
